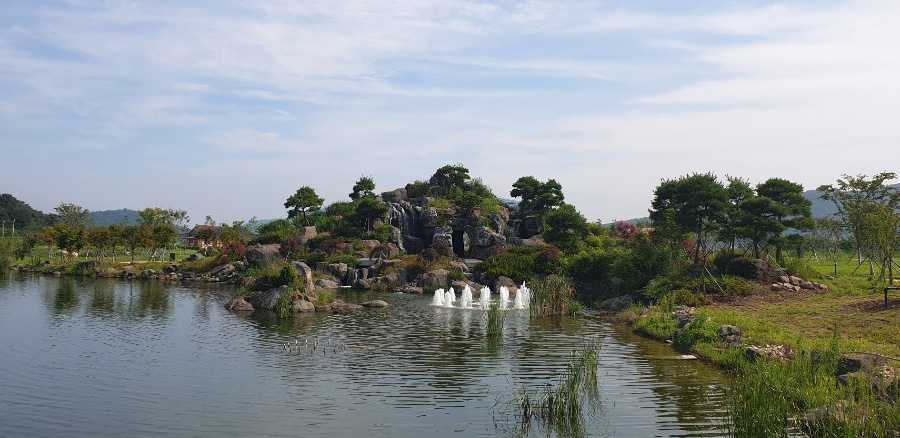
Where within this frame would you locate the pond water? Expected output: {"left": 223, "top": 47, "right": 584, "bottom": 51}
{"left": 0, "top": 274, "right": 727, "bottom": 437}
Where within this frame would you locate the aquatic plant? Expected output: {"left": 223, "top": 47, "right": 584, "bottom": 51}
{"left": 513, "top": 338, "right": 602, "bottom": 437}
{"left": 530, "top": 275, "right": 578, "bottom": 318}
{"left": 485, "top": 302, "right": 505, "bottom": 339}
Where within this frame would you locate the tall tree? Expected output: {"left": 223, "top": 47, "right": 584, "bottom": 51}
{"left": 719, "top": 176, "right": 754, "bottom": 250}
{"left": 349, "top": 176, "right": 376, "bottom": 200}
{"left": 542, "top": 203, "right": 588, "bottom": 252}
{"left": 818, "top": 173, "right": 900, "bottom": 266}
{"left": 285, "top": 186, "right": 324, "bottom": 226}
{"left": 756, "top": 178, "right": 812, "bottom": 262}
{"left": 54, "top": 202, "right": 92, "bottom": 229}
{"left": 510, "top": 176, "right": 565, "bottom": 216}
{"left": 734, "top": 196, "right": 784, "bottom": 259}
{"left": 649, "top": 173, "right": 728, "bottom": 263}
{"left": 352, "top": 197, "right": 388, "bottom": 233}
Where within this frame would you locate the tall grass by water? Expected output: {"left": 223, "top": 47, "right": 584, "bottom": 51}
{"left": 513, "top": 337, "right": 602, "bottom": 437}
{"left": 724, "top": 330, "right": 900, "bottom": 437}
{"left": 530, "top": 275, "right": 580, "bottom": 318}
{"left": 485, "top": 302, "right": 506, "bottom": 338}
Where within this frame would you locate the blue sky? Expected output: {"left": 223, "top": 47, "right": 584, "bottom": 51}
{"left": 2, "top": 0, "right": 898, "bottom": 224}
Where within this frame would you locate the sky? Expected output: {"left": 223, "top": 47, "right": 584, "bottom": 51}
{"left": 2, "top": 0, "right": 899, "bottom": 225}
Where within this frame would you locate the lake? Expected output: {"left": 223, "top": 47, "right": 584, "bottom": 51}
{"left": 0, "top": 274, "right": 727, "bottom": 437}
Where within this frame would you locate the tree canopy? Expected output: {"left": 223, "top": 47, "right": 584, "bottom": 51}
{"left": 349, "top": 176, "right": 376, "bottom": 200}
{"left": 510, "top": 176, "right": 565, "bottom": 215}
{"left": 285, "top": 186, "right": 324, "bottom": 226}
{"left": 649, "top": 172, "right": 728, "bottom": 262}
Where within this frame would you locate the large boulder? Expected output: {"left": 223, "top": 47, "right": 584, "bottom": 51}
{"left": 297, "top": 226, "right": 318, "bottom": 245}
{"left": 598, "top": 295, "right": 633, "bottom": 312}
{"left": 467, "top": 226, "right": 504, "bottom": 247}
{"left": 248, "top": 285, "right": 291, "bottom": 310}
{"left": 327, "top": 263, "right": 349, "bottom": 283}
{"left": 492, "top": 276, "right": 519, "bottom": 294}
{"left": 421, "top": 269, "right": 450, "bottom": 289}
{"left": 420, "top": 208, "right": 440, "bottom": 228}
{"left": 381, "top": 188, "right": 408, "bottom": 203}
{"left": 718, "top": 325, "right": 742, "bottom": 347}
{"left": 362, "top": 300, "right": 389, "bottom": 308}
{"left": 315, "top": 278, "right": 341, "bottom": 289}
{"left": 290, "top": 261, "right": 315, "bottom": 293}
{"left": 246, "top": 244, "right": 283, "bottom": 266}
{"left": 291, "top": 300, "right": 316, "bottom": 313}
{"left": 225, "top": 297, "right": 254, "bottom": 311}
{"left": 381, "top": 268, "right": 408, "bottom": 287}
{"left": 432, "top": 227, "right": 453, "bottom": 247}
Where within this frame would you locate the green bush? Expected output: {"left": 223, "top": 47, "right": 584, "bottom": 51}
{"left": 673, "top": 313, "right": 719, "bottom": 351}
{"left": 565, "top": 247, "right": 618, "bottom": 280}
{"left": 278, "top": 264, "right": 301, "bottom": 290}
{"left": 612, "top": 241, "right": 678, "bottom": 295}
{"left": 713, "top": 251, "right": 760, "bottom": 280}
{"left": 715, "top": 275, "right": 755, "bottom": 297}
{"left": 782, "top": 257, "right": 823, "bottom": 280}
{"left": 634, "top": 309, "right": 677, "bottom": 340}
{"left": 476, "top": 247, "right": 541, "bottom": 283}
{"left": 253, "top": 219, "right": 299, "bottom": 244}
{"left": 328, "top": 254, "right": 359, "bottom": 267}
{"left": 447, "top": 269, "right": 466, "bottom": 282}
{"left": 667, "top": 289, "right": 712, "bottom": 307}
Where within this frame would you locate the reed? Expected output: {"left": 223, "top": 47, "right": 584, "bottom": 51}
{"left": 514, "top": 338, "right": 602, "bottom": 436}
{"left": 485, "top": 302, "right": 505, "bottom": 338}
{"left": 530, "top": 275, "right": 578, "bottom": 318}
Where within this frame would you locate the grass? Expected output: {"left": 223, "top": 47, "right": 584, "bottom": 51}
{"left": 513, "top": 338, "right": 602, "bottom": 437}
{"left": 531, "top": 275, "right": 580, "bottom": 318}
{"left": 485, "top": 302, "right": 506, "bottom": 338}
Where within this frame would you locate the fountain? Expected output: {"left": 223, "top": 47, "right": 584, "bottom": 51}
{"left": 460, "top": 285, "right": 474, "bottom": 309}
{"left": 499, "top": 286, "right": 510, "bottom": 310}
{"left": 518, "top": 282, "right": 531, "bottom": 309}
{"left": 443, "top": 287, "right": 457, "bottom": 308}
{"left": 479, "top": 286, "right": 491, "bottom": 309}
{"left": 432, "top": 288, "right": 445, "bottom": 307}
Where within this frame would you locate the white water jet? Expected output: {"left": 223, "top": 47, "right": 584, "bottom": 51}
{"left": 499, "top": 286, "right": 510, "bottom": 310}
{"left": 479, "top": 286, "right": 491, "bottom": 309}
{"left": 443, "top": 288, "right": 456, "bottom": 308}
{"left": 519, "top": 282, "right": 531, "bottom": 309}
{"left": 432, "top": 288, "right": 445, "bottom": 307}
{"left": 460, "top": 285, "right": 474, "bottom": 309}
{"left": 513, "top": 289, "right": 524, "bottom": 309}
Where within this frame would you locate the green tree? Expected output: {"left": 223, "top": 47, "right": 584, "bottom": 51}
{"left": 649, "top": 173, "right": 728, "bottom": 263}
{"left": 719, "top": 176, "right": 754, "bottom": 250}
{"left": 285, "top": 186, "right": 324, "bottom": 226}
{"left": 54, "top": 202, "right": 93, "bottom": 229}
{"left": 432, "top": 164, "right": 471, "bottom": 192}
{"left": 756, "top": 178, "right": 812, "bottom": 263}
{"left": 122, "top": 225, "right": 151, "bottom": 264}
{"left": 352, "top": 197, "right": 389, "bottom": 233}
{"left": 734, "top": 196, "right": 784, "bottom": 259}
{"left": 542, "top": 203, "right": 588, "bottom": 252}
{"left": 349, "top": 176, "right": 376, "bottom": 200}
{"left": 819, "top": 173, "right": 900, "bottom": 267}
{"left": 510, "top": 176, "right": 565, "bottom": 216}
{"left": 52, "top": 223, "right": 85, "bottom": 257}
{"left": 86, "top": 226, "right": 113, "bottom": 262}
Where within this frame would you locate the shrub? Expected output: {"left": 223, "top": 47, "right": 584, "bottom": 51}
{"left": 477, "top": 251, "right": 537, "bottom": 284}
{"left": 328, "top": 254, "right": 359, "bottom": 267}
{"left": 369, "top": 224, "right": 392, "bottom": 243}
{"left": 713, "top": 251, "right": 760, "bottom": 280}
{"left": 531, "top": 275, "right": 579, "bottom": 317}
{"left": 406, "top": 180, "right": 432, "bottom": 198}
{"left": 612, "top": 241, "right": 678, "bottom": 295}
{"left": 673, "top": 312, "right": 719, "bottom": 351}
{"left": 565, "top": 247, "right": 618, "bottom": 280}
{"left": 448, "top": 269, "right": 466, "bottom": 282}
{"left": 253, "top": 219, "right": 299, "bottom": 244}
{"left": 666, "top": 289, "right": 712, "bottom": 307}
{"left": 220, "top": 241, "right": 246, "bottom": 261}
{"left": 715, "top": 275, "right": 754, "bottom": 297}
{"left": 278, "top": 264, "right": 302, "bottom": 290}
{"left": 782, "top": 257, "right": 823, "bottom": 280}
{"left": 536, "top": 246, "right": 563, "bottom": 274}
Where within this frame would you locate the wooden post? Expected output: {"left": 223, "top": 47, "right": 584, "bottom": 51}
{"left": 834, "top": 260, "right": 838, "bottom": 277}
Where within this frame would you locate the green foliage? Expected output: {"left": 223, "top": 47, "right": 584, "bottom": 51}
{"left": 542, "top": 204, "right": 588, "bottom": 252}
{"left": 611, "top": 240, "right": 679, "bottom": 296}
{"left": 634, "top": 308, "right": 677, "bottom": 340}
{"left": 447, "top": 269, "right": 466, "bottom": 282}
{"left": 713, "top": 251, "right": 760, "bottom": 280}
{"left": 278, "top": 264, "right": 301, "bottom": 290}
{"left": 530, "top": 275, "right": 579, "bottom": 317}
{"left": 254, "top": 219, "right": 299, "bottom": 244}
{"left": 0, "top": 193, "right": 54, "bottom": 228}
{"left": 564, "top": 247, "right": 620, "bottom": 280}
{"left": 666, "top": 289, "right": 711, "bottom": 307}
{"left": 349, "top": 175, "right": 376, "bottom": 200}
{"left": 673, "top": 312, "right": 719, "bottom": 351}
{"left": 715, "top": 275, "right": 755, "bottom": 297}
{"left": 368, "top": 224, "right": 392, "bottom": 243}
{"left": 351, "top": 197, "right": 388, "bottom": 232}
{"left": 476, "top": 246, "right": 542, "bottom": 283}
{"left": 284, "top": 186, "right": 324, "bottom": 226}
{"left": 433, "top": 163, "right": 471, "bottom": 190}
{"left": 0, "top": 239, "right": 15, "bottom": 274}
{"left": 328, "top": 254, "right": 359, "bottom": 267}
{"left": 406, "top": 180, "right": 432, "bottom": 198}
{"left": 54, "top": 202, "right": 93, "bottom": 228}
{"left": 649, "top": 173, "right": 728, "bottom": 261}
{"left": 510, "top": 176, "right": 564, "bottom": 215}
{"left": 782, "top": 257, "right": 823, "bottom": 280}
{"left": 275, "top": 286, "right": 292, "bottom": 319}
{"left": 485, "top": 302, "right": 505, "bottom": 338}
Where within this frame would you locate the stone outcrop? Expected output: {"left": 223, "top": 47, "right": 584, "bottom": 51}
{"left": 248, "top": 285, "right": 291, "bottom": 310}
{"left": 746, "top": 344, "right": 796, "bottom": 362}
{"left": 718, "top": 325, "right": 742, "bottom": 347}
{"left": 598, "top": 295, "right": 633, "bottom": 312}
{"left": 225, "top": 297, "right": 254, "bottom": 311}
{"left": 421, "top": 269, "right": 450, "bottom": 289}
{"left": 246, "top": 244, "right": 282, "bottom": 266}
{"left": 362, "top": 300, "right": 389, "bottom": 308}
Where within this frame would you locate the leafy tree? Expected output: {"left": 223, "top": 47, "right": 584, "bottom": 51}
{"left": 734, "top": 196, "right": 784, "bottom": 258}
{"left": 432, "top": 164, "right": 471, "bottom": 192}
{"left": 285, "top": 186, "right": 324, "bottom": 226}
{"left": 649, "top": 173, "right": 728, "bottom": 263}
{"left": 122, "top": 225, "right": 151, "bottom": 263}
{"left": 352, "top": 197, "right": 389, "bottom": 233}
{"left": 756, "top": 178, "right": 812, "bottom": 262}
{"left": 86, "top": 226, "right": 113, "bottom": 261}
{"left": 818, "top": 173, "right": 900, "bottom": 265}
{"left": 54, "top": 202, "right": 93, "bottom": 229}
{"left": 510, "top": 176, "right": 565, "bottom": 215}
{"left": 0, "top": 193, "right": 53, "bottom": 230}
{"left": 221, "top": 220, "right": 254, "bottom": 244}
{"left": 166, "top": 208, "right": 190, "bottom": 233}
{"left": 542, "top": 203, "right": 588, "bottom": 252}
{"left": 52, "top": 223, "right": 85, "bottom": 257}
{"left": 349, "top": 176, "right": 376, "bottom": 200}
{"left": 719, "top": 176, "right": 754, "bottom": 250}
{"left": 255, "top": 219, "right": 299, "bottom": 244}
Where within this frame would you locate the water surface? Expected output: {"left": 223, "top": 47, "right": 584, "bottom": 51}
{"left": 0, "top": 274, "right": 727, "bottom": 437}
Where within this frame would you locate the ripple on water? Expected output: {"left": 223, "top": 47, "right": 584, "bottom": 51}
{"left": 0, "top": 275, "right": 727, "bottom": 437}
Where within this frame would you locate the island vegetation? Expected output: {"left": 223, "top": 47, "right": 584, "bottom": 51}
{"left": 2, "top": 166, "right": 899, "bottom": 436}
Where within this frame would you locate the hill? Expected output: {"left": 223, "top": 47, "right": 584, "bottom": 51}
{"left": 90, "top": 209, "right": 141, "bottom": 227}
{"left": 0, "top": 193, "right": 53, "bottom": 230}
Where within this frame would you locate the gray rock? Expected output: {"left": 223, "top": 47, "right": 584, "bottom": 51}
{"left": 420, "top": 208, "right": 440, "bottom": 228}
{"left": 520, "top": 235, "right": 545, "bottom": 246}
{"left": 327, "top": 263, "right": 349, "bottom": 282}
{"left": 291, "top": 300, "right": 316, "bottom": 313}
{"left": 362, "top": 300, "right": 389, "bottom": 308}
{"left": 399, "top": 285, "right": 424, "bottom": 294}
{"left": 837, "top": 353, "right": 890, "bottom": 375}
{"left": 315, "top": 279, "right": 341, "bottom": 289}
{"left": 381, "top": 268, "right": 407, "bottom": 286}
{"left": 186, "top": 253, "right": 205, "bottom": 262}
{"left": 598, "top": 295, "right": 633, "bottom": 312}
{"left": 246, "top": 244, "right": 283, "bottom": 266}
{"left": 432, "top": 227, "right": 453, "bottom": 247}
{"left": 771, "top": 283, "right": 785, "bottom": 291}
{"left": 225, "top": 297, "right": 254, "bottom": 311}
{"left": 789, "top": 276, "right": 802, "bottom": 286}
{"left": 290, "top": 261, "right": 314, "bottom": 292}
{"left": 297, "top": 226, "right": 318, "bottom": 244}
{"left": 450, "top": 280, "right": 470, "bottom": 292}
{"left": 800, "top": 280, "right": 816, "bottom": 290}
{"left": 248, "top": 285, "right": 291, "bottom": 310}
{"left": 719, "top": 325, "right": 742, "bottom": 346}
{"left": 421, "top": 269, "right": 450, "bottom": 289}
{"left": 746, "top": 344, "right": 795, "bottom": 362}
{"left": 381, "top": 188, "right": 408, "bottom": 203}
{"left": 210, "top": 263, "right": 235, "bottom": 278}
{"left": 778, "top": 275, "right": 790, "bottom": 284}
{"left": 492, "top": 276, "right": 519, "bottom": 294}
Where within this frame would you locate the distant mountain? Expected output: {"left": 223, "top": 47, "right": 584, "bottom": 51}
{"left": 90, "top": 209, "right": 141, "bottom": 227}
{"left": 0, "top": 193, "right": 53, "bottom": 230}
{"left": 803, "top": 183, "right": 900, "bottom": 218}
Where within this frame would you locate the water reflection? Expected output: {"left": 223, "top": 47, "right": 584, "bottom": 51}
{"left": 0, "top": 275, "right": 728, "bottom": 438}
